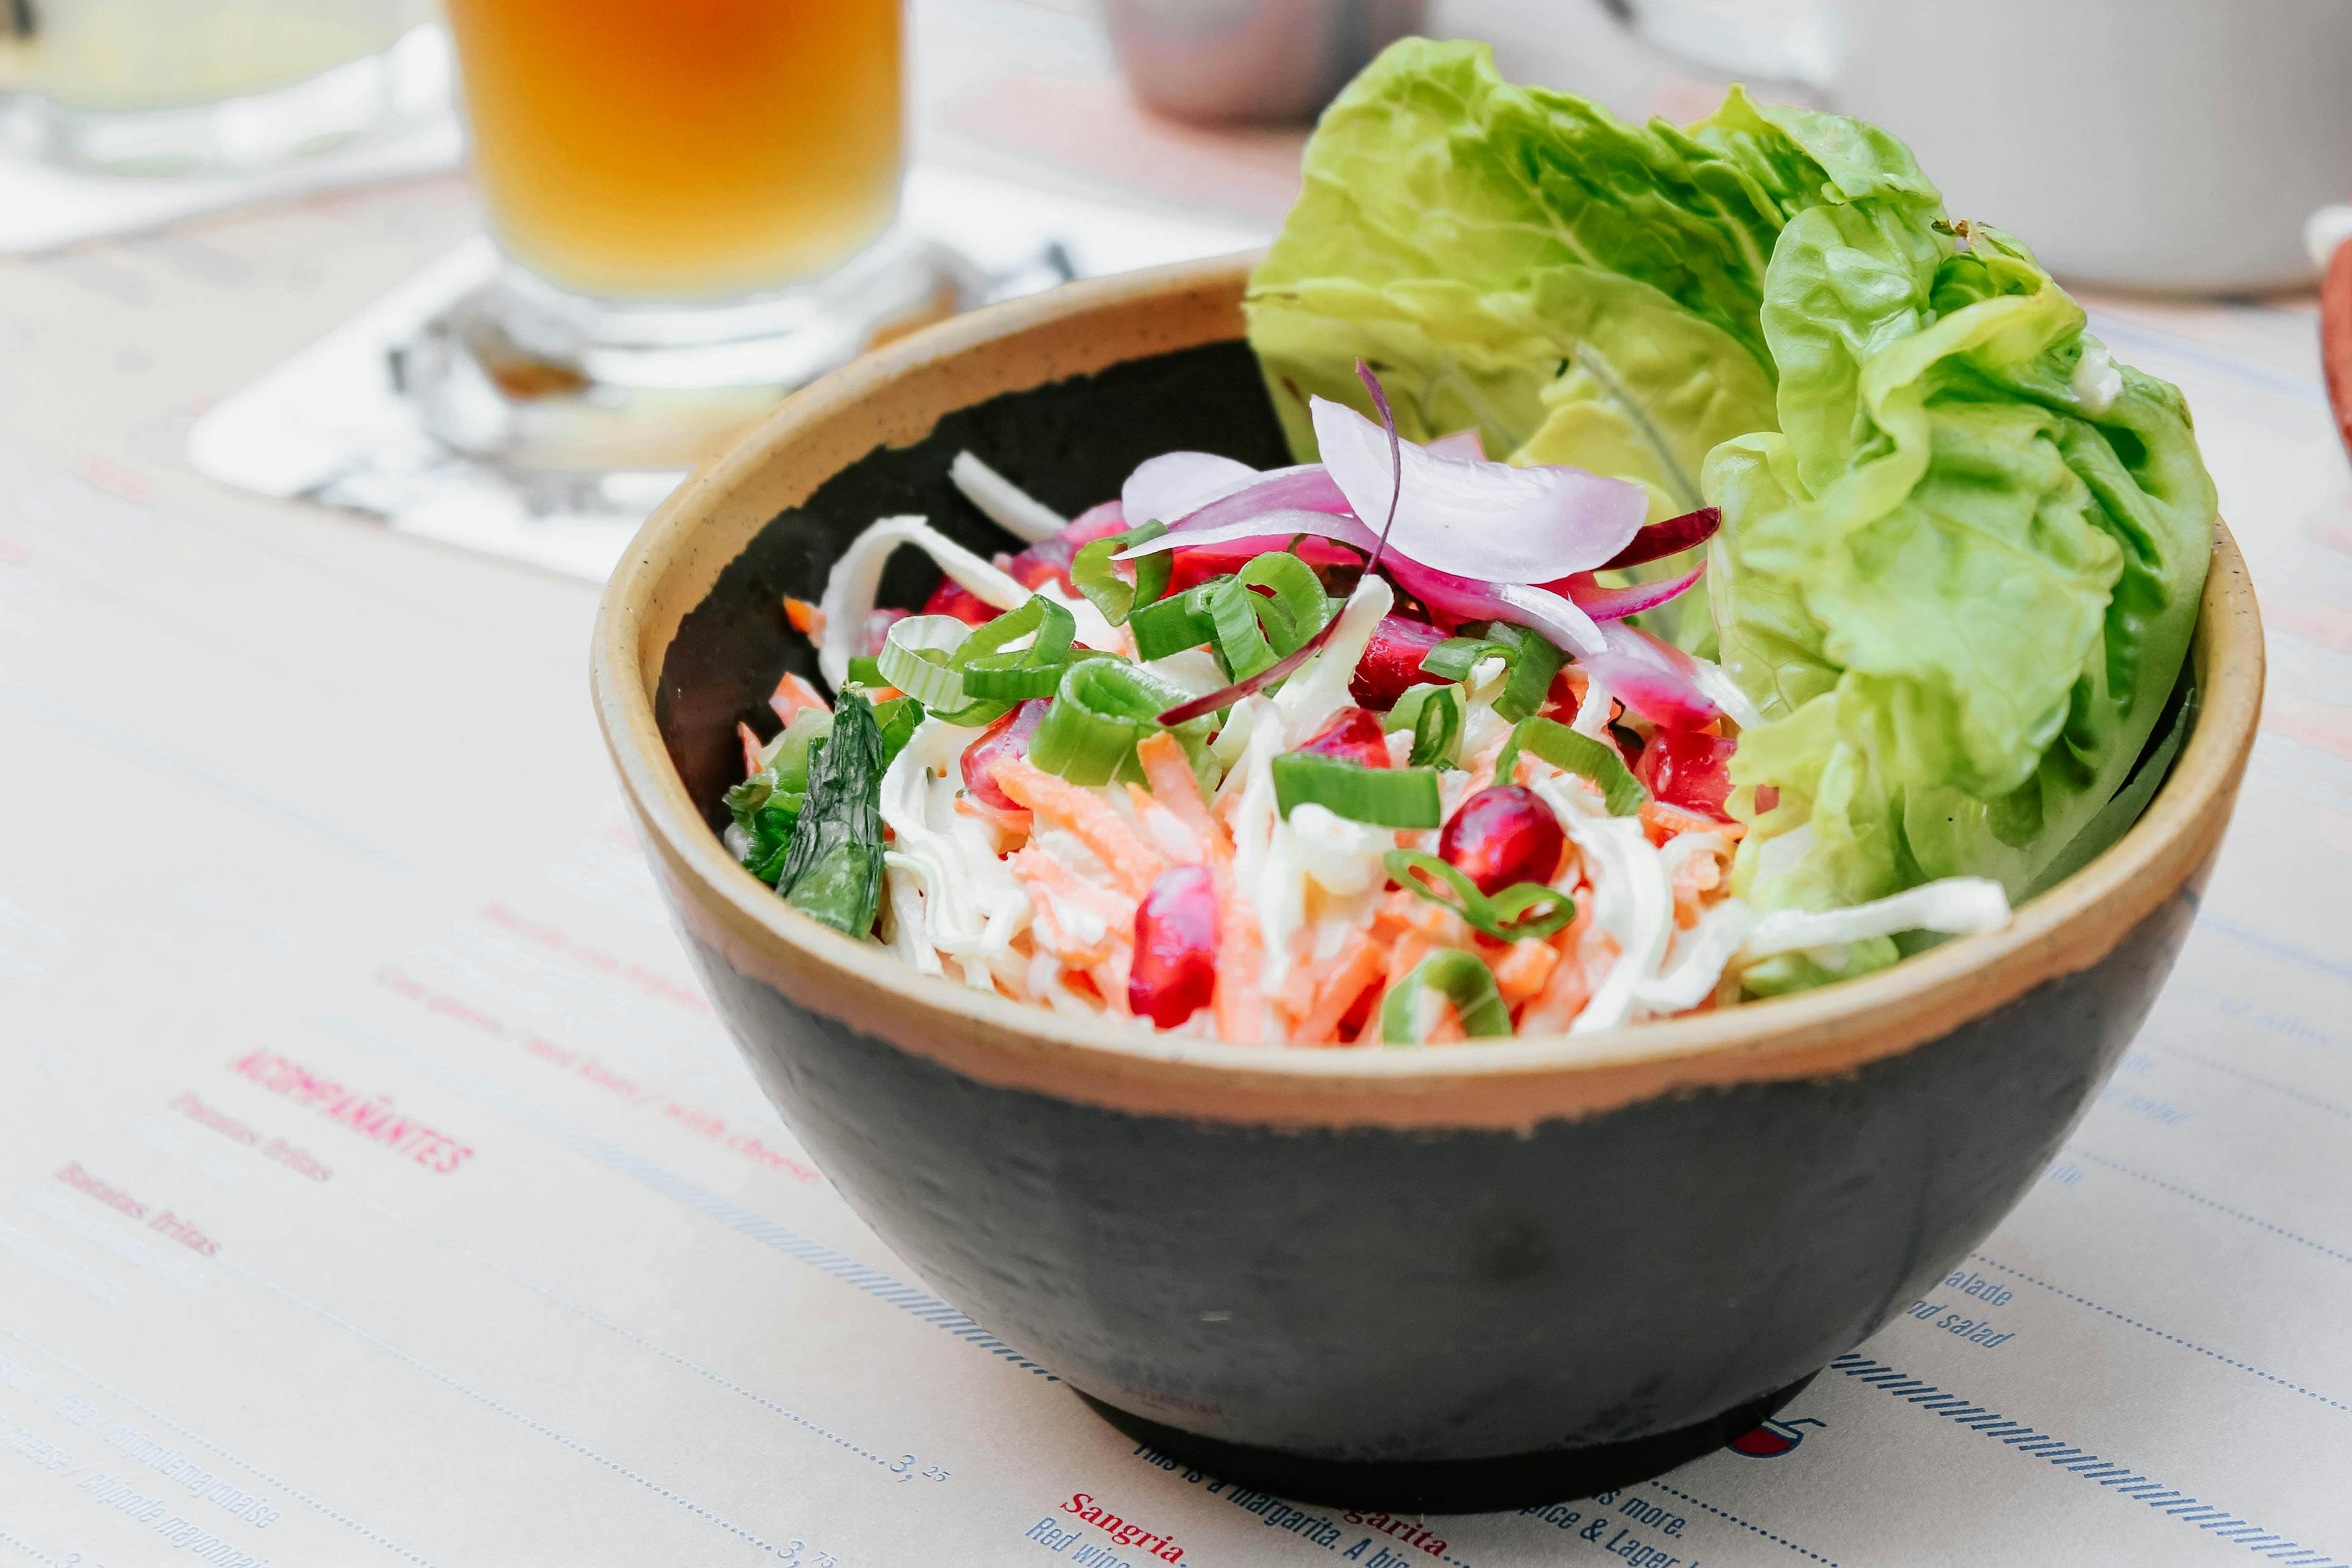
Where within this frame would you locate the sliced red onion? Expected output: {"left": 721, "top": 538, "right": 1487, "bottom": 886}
{"left": 1581, "top": 621, "right": 1761, "bottom": 731}
{"left": 1384, "top": 557, "right": 1606, "bottom": 657}
{"left": 1114, "top": 507, "right": 1379, "bottom": 561}
{"left": 1598, "top": 506, "right": 1721, "bottom": 571}
{"left": 1311, "top": 396, "right": 1645, "bottom": 583}
{"left": 1548, "top": 560, "right": 1706, "bottom": 622}
{"left": 1121, "top": 451, "right": 1262, "bottom": 531}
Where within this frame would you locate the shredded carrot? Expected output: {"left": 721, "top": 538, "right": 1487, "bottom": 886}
{"left": 769, "top": 671, "right": 831, "bottom": 726}
{"left": 1374, "top": 886, "right": 1474, "bottom": 948}
{"left": 1670, "top": 845, "right": 1727, "bottom": 930}
{"left": 1126, "top": 784, "right": 1210, "bottom": 865}
{"left": 1210, "top": 859, "right": 1267, "bottom": 1044}
{"left": 1516, "top": 901, "right": 1597, "bottom": 1035}
{"left": 953, "top": 794, "right": 1033, "bottom": 843}
{"left": 1137, "top": 731, "right": 1229, "bottom": 861}
{"left": 737, "top": 721, "right": 764, "bottom": 779}
{"left": 1008, "top": 847, "right": 1133, "bottom": 965}
{"left": 995, "top": 759, "right": 1172, "bottom": 899}
{"left": 783, "top": 597, "right": 822, "bottom": 636}
{"left": 1490, "top": 938, "right": 1559, "bottom": 1008}
{"left": 1640, "top": 801, "right": 1746, "bottom": 846}
{"left": 1088, "top": 951, "right": 1133, "bottom": 1018}
{"left": 1288, "top": 932, "right": 1386, "bottom": 1045}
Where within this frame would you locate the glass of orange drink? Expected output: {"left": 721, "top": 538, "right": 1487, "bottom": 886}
{"left": 415, "top": 0, "right": 968, "bottom": 475}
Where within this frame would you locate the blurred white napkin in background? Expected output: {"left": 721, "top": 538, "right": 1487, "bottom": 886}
{"left": 0, "top": 18, "right": 460, "bottom": 255}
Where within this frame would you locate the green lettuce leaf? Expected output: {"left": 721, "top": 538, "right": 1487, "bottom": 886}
{"left": 1246, "top": 38, "right": 2216, "bottom": 987}
{"left": 1714, "top": 220, "right": 2214, "bottom": 922}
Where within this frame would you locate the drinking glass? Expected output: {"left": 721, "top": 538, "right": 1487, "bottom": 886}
{"left": 411, "top": 0, "right": 969, "bottom": 476}
{"left": 0, "top": 0, "right": 438, "bottom": 174}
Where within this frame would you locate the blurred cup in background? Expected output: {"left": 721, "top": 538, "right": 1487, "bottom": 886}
{"left": 1101, "top": 0, "right": 1427, "bottom": 126}
{"left": 1600, "top": 0, "right": 2352, "bottom": 293}
{"left": 410, "top": 0, "right": 973, "bottom": 477}
{"left": 0, "top": 0, "right": 441, "bottom": 175}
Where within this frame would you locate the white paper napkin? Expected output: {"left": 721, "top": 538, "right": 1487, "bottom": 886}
{"left": 186, "top": 164, "right": 1268, "bottom": 582}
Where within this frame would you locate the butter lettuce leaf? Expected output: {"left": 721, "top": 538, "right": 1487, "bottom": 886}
{"left": 1715, "top": 221, "right": 2215, "bottom": 917}
{"left": 1245, "top": 38, "right": 2217, "bottom": 987}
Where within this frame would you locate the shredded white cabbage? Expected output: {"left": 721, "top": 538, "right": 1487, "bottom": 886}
{"left": 1534, "top": 776, "right": 1673, "bottom": 1033}
{"left": 1741, "top": 877, "right": 2011, "bottom": 960}
{"left": 816, "top": 516, "right": 1028, "bottom": 689}
{"left": 1288, "top": 804, "right": 1389, "bottom": 896}
{"left": 1635, "top": 900, "right": 1756, "bottom": 1012}
{"left": 949, "top": 450, "right": 1065, "bottom": 543}
{"left": 879, "top": 718, "right": 1028, "bottom": 971}
{"left": 1275, "top": 575, "right": 1394, "bottom": 745}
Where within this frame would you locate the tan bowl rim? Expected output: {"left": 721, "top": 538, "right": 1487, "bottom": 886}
{"left": 590, "top": 255, "right": 2264, "bottom": 1129}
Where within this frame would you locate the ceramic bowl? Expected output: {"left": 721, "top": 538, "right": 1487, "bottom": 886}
{"left": 590, "top": 257, "right": 2263, "bottom": 1512}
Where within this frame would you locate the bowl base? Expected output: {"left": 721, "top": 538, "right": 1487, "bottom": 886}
{"left": 1075, "top": 1373, "right": 1816, "bottom": 1515}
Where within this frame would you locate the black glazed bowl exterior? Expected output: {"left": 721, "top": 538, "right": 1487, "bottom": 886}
{"left": 591, "top": 259, "right": 2263, "bottom": 1510}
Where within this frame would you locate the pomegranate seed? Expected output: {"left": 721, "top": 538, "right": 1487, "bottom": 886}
{"left": 1349, "top": 614, "right": 1449, "bottom": 708}
{"left": 960, "top": 699, "right": 1049, "bottom": 811}
{"left": 1295, "top": 706, "right": 1392, "bottom": 769}
{"left": 1635, "top": 731, "right": 1738, "bottom": 821}
{"left": 1439, "top": 785, "right": 1566, "bottom": 897}
{"left": 1131, "top": 865, "right": 1219, "bottom": 1027}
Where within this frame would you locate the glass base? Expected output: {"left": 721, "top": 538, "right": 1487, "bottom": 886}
{"left": 400, "top": 227, "right": 986, "bottom": 476}
{"left": 2, "top": 23, "right": 447, "bottom": 178}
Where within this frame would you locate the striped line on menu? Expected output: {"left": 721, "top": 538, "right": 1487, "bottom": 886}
{"left": 325, "top": 1015, "right": 1060, "bottom": 1378}
{"left": 1830, "top": 1354, "right": 2342, "bottom": 1563}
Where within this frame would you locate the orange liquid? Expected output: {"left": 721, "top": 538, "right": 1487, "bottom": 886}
{"left": 443, "top": 0, "right": 903, "bottom": 300}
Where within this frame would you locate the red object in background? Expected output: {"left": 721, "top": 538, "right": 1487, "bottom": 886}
{"left": 1635, "top": 730, "right": 1738, "bottom": 821}
{"left": 1439, "top": 785, "right": 1567, "bottom": 897}
{"left": 2324, "top": 233, "right": 2352, "bottom": 461}
{"left": 1294, "top": 706, "right": 1392, "bottom": 769}
{"left": 1729, "top": 1416, "right": 1825, "bottom": 1458}
{"left": 1130, "top": 865, "right": 1219, "bottom": 1027}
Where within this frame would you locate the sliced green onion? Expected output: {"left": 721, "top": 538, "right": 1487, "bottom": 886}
{"left": 1384, "top": 683, "right": 1463, "bottom": 768}
{"left": 1130, "top": 587, "right": 1218, "bottom": 662}
{"left": 1485, "top": 622, "right": 1563, "bottom": 722}
{"left": 960, "top": 658, "right": 1078, "bottom": 700}
{"left": 1234, "top": 554, "right": 1333, "bottom": 656}
{"left": 1203, "top": 579, "right": 1277, "bottom": 680}
{"left": 875, "top": 614, "right": 975, "bottom": 709}
{"left": 1493, "top": 716, "right": 1648, "bottom": 815}
{"left": 961, "top": 592, "right": 1076, "bottom": 665}
{"left": 1419, "top": 635, "right": 1510, "bottom": 683}
{"left": 1270, "top": 754, "right": 1441, "bottom": 828}
{"left": 1382, "top": 850, "right": 1575, "bottom": 943}
{"left": 1071, "top": 521, "right": 1170, "bottom": 626}
{"left": 845, "top": 655, "right": 888, "bottom": 689}
{"left": 879, "top": 594, "right": 1078, "bottom": 723}
{"left": 1029, "top": 660, "right": 1205, "bottom": 786}
{"left": 1380, "top": 949, "right": 1513, "bottom": 1043}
